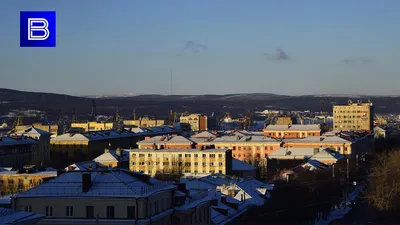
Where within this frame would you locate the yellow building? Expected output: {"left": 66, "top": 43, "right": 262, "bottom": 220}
{"left": 127, "top": 148, "right": 232, "bottom": 176}
{"left": 179, "top": 114, "right": 208, "bottom": 131}
{"left": 13, "top": 127, "right": 51, "bottom": 165}
{"left": 123, "top": 117, "right": 165, "bottom": 128}
{"left": 333, "top": 100, "right": 374, "bottom": 131}
{"left": 71, "top": 121, "right": 115, "bottom": 132}
{"left": 276, "top": 116, "right": 296, "bottom": 125}
{"left": 0, "top": 166, "right": 57, "bottom": 194}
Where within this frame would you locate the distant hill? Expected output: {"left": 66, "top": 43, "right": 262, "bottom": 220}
{"left": 1, "top": 88, "right": 399, "bottom": 123}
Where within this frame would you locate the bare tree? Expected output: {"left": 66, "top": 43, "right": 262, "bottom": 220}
{"left": 366, "top": 150, "right": 400, "bottom": 211}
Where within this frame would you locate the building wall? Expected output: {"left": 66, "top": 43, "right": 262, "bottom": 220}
{"left": 264, "top": 130, "right": 321, "bottom": 138}
{"left": 138, "top": 143, "right": 195, "bottom": 150}
{"left": 173, "top": 202, "right": 211, "bottom": 225}
{"left": 282, "top": 142, "right": 353, "bottom": 155}
{"left": 180, "top": 115, "right": 208, "bottom": 131}
{"left": 213, "top": 143, "right": 281, "bottom": 162}
{"left": 123, "top": 119, "right": 165, "bottom": 128}
{"left": 0, "top": 143, "right": 36, "bottom": 168}
{"left": 333, "top": 102, "right": 374, "bottom": 131}
{"left": 276, "top": 116, "right": 296, "bottom": 125}
{"left": 71, "top": 122, "right": 115, "bottom": 132}
{"left": 16, "top": 124, "right": 59, "bottom": 138}
{"left": 0, "top": 173, "right": 56, "bottom": 194}
{"left": 129, "top": 150, "right": 231, "bottom": 176}
{"left": 14, "top": 190, "right": 174, "bottom": 221}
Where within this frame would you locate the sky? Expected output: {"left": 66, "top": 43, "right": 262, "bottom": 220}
{"left": 1, "top": 0, "right": 400, "bottom": 96}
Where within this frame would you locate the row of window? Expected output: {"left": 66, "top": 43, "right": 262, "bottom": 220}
{"left": 334, "top": 110, "right": 364, "bottom": 113}
{"left": 0, "top": 179, "right": 41, "bottom": 185}
{"left": 26, "top": 205, "right": 136, "bottom": 219}
{"left": 134, "top": 153, "right": 224, "bottom": 158}
{"left": 133, "top": 162, "right": 224, "bottom": 166}
{"left": 233, "top": 153, "right": 263, "bottom": 158}
{"left": 233, "top": 146, "right": 274, "bottom": 151}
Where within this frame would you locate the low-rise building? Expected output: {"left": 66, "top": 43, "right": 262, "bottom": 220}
{"left": 70, "top": 121, "right": 115, "bottom": 132}
{"left": 127, "top": 149, "right": 232, "bottom": 176}
{"left": 0, "top": 136, "right": 38, "bottom": 169}
{"left": 13, "top": 127, "right": 51, "bottom": 165}
{"left": 180, "top": 114, "right": 208, "bottom": 131}
{"left": 12, "top": 169, "right": 178, "bottom": 225}
{"left": 264, "top": 124, "right": 321, "bottom": 138}
{"left": 0, "top": 166, "right": 57, "bottom": 194}
{"left": 275, "top": 116, "right": 297, "bottom": 125}
{"left": 93, "top": 149, "right": 129, "bottom": 168}
{"left": 123, "top": 117, "right": 165, "bottom": 128}
{"left": 16, "top": 123, "right": 59, "bottom": 138}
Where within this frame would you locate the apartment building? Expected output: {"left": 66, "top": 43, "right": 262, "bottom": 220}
{"left": 209, "top": 135, "right": 281, "bottom": 162}
{"left": 123, "top": 117, "right": 165, "bottom": 128}
{"left": 180, "top": 114, "right": 208, "bottom": 131}
{"left": 263, "top": 124, "right": 321, "bottom": 138}
{"left": 12, "top": 169, "right": 177, "bottom": 225}
{"left": 0, "top": 136, "right": 38, "bottom": 169}
{"left": 50, "top": 130, "right": 137, "bottom": 169}
{"left": 0, "top": 166, "right": 57, "bottom": 194}
{"left": 333, "top": 100, "right": 374, "bottom": 131}
{"left": 12, "top": 169, "right": 213, "bottom": 225}
{"left": 282, "top": 136, "right": 352, "bottom": 155}
{"left": 127, "top": 149, "right": 232, "bottom": 176}
{"left": 71, "top": 121, "right": 115, "bottom": 132}
{"left": 13, "top": 127, "right": 51, "bottom": 165}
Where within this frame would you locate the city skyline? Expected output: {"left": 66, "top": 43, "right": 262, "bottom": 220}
{"left": 1, "top": 0, "right": 400, "bottom": 96}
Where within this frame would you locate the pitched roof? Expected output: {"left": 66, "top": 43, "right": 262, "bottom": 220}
{"left": 0, "top": 136, "right": 38, "bottom": 146}
{"left": 310, "top": 148, "right": 344, "bottom": 162}
{"left": 93, "top": 149, "right": 129, "bottom": 163}
{"left": 232, "top": 159, "right": 256, "bottom": 171}
{"left": 15, "top": 169, "right": 175, "bottom": 198}
{"left": 283, "top": 136, "right": 351, "bottom": 144}
{"left": 0, "top": 208, "right": 44, "bottom": 224}
{"left": 137, "top": 135, "right": 194, "bottom": 145}
{"left": 191, "top": 131, "right": 217, "bottom": 139}
{"left": 264, "top": 124, "right": 320, "bottom": 131}
{"left": 211, "top": 135, "right": 279, "bottom": 144}
{"left": 51, "top": 130, "right": 136, "bottom": 142}
{"left": 268, "top": 147, "right": 319, "bottom": 159}
{"left": 13, "top": 126, "right": 51, "bottom": 136}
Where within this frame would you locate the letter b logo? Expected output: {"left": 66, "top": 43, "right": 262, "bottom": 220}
{"left": 20, "top": 11, "right": 56, "bottom": 47}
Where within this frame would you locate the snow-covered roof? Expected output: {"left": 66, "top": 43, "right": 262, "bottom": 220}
{"left": 51, "top": 130, "right": 136, "bottom": 142}
{"left": 268, "top": 147, "right": 320, "bottom": 159}
{"left": 283, "top": 135, "right": 351, "bottom": 144}
{"left": 191, "top": 131, "right": 217, "bottom": 139}
{"left": 137, "top": 135, "right": 194, "bottom": 145}
{"left": 0, "top": 207, "right": 44, "bottom": 224}
{"left": 264, "top": 124, "right": 320, "bottom": 131}
{"left": 65, "top": 161, "right": 107, "bottom": 171}
{"left": 93, "top": 149, "right": 129, "bottom": 163}
{"left": 13, "top": 126, "right": 51, "bottom": 136}
{"left": 232, "top": 159, "right": 256, "bottom": 171}
{"left": 14, "top": 169, "right": 176, "bottom": 198}
{"left": 211, "top": 135, "right": 280, "bottom": 144}
{"left": 310, "top": 148, "right": 344, "bottom": 162}
{"left": 0, "top": 169, "right": 57, "bottom": 176}
{"left": 0, "top": 136, "right": 38, "bottom": 146}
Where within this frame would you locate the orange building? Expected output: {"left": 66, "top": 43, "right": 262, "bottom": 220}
{"left": 264, "top": 124, "right": 321, "bottom": 139}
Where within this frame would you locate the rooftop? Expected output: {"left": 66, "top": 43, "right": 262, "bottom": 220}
{"left": 137, "top": 135, "right": 194, "bottom": 145}
{"left": 283, "top": 136, "right": 351, "bottom": 144}
{"left": 13, "top": 126, "right": 52, "bottom": 136}
{"left": 211, "top": 135, "right": 279, "bottom": 144}
{"left": 14, "top": 169, "right": 175, "bottom": 198}
{"left": 232, "top": 159, "right": 256, "bottom": 171}
{"left": 125, "top": 148, "right": 229, "bottom": 153}
{"left": 0, "top": 135, "right": 38, "bottom": 146}
{"left": 51, "top": 129, "right": 135, "bottom": 142}
{"left": 268, "top": 147, "right": 321, "bottom": 159}
{"left": 0, "top": 207, "right": 44, "bottom": 224}
{"left": 190, "top": 131, "right": 217, "bottom": 139}
{"left": 93, "top": 149, "right": 129, "bottom": 163}
{"left": 264, "top": 124, "right": 320, "bottom": 131}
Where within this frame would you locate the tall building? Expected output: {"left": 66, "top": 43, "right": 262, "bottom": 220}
{"left": 179, "top": 114, "right": 208, "bottom": 131}
{"left": 333, "top": 100, "right": 374, "bottom": 131}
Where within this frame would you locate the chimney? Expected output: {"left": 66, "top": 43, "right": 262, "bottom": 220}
{"left": 116, "top": 148, "right": 121, "bottom": 157}
{"left": 228, "top": 189, "right": 235, "bottom": 197}
{"left": 82, "top": 173, "right": 92, "bottom": 192}
{"left": 68, "top": 166, "right": 73, "bottom": 171}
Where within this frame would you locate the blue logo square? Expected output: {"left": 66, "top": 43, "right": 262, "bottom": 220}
{"left": 20, "top": 11, "right": 56, "bottom": 47}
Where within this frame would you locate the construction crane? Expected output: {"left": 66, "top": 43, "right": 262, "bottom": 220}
{"left": 133, "top": 109, "right": 137, "bottom": 120}
{"left": 89, "top": 100, "right": 97, "bottom": 122}
{"left": 374, "top": 114, "right": 387, "bottom": 126}
{"left": 295, "top": 112, "right": 304, "bottom": 125}
{"left": 8, "top": 113, "right": 23, "bottom": 134}
{"left": 243, "top": 110, "right": 253, "bottom": 130}
{"left": 168, "top": 109, "right": 174, "bottom": 126}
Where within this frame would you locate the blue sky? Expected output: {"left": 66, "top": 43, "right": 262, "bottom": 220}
{"left": 1, "top": 0, "right": 399, "bottom": 96}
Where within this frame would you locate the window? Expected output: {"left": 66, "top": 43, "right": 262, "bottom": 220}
{"left": 178, "top": 154, "right": 182, "bottom": 158}
{"left": 202, "top": 162, "right": 207, "bottom": 166}
{"left": 24, "top": 206, "right": 32, "bottom": 212}
{"left": 86, "top": 206, "right": 94, "bottom": 218}
{"left": 148, "top": 154, "right": 152, "bottom": 157}
{"left": 256, "top": 146, "right": 260, "bottom": 150}
{"left": 66, "top": 206, "right": 74, "bottom": 217}
{"left": 107, "top": 206, "right": 115, "bottom": 219}
{"left": 185, "top": 162, "right": 191, "bottom": 166}
{"left": 194, "top": 154, "right": 198, "bottom": 158}
{"left": 45, "top": 206, "right": 53, "bottom": 217}
{"left": 219, "top": 162, "right": 223, "bottom": 166}
{"left": 265, "top": 146, "right": 268, "bottom": 150}
{"left": 127, "top": 206, "right": 136, "bottom": 219}
{"left": 233, "top": 146, "right": 236, "bottom": 150}
{"left": 218, "top": 154, "right": 223, "bottom": 158}
{"left": 202, "top": 154, "right": 206, "bottom": 158}
{"left": 210, "top": 154, "right": 215, "bottom": 158}
{"left": 238, "top": 147, "right": 241, "bottom": 150}
{"left": 139, "top": 154, "right": 145, "bottom": 157}
{"left": 194, "top": 162, "right": 198, "bottom": 166}
{"left": 219, "top": 170, "right": 222, "bottom": 174}
{"left": 269, "top": 146, "right": 273, "bottom": 150}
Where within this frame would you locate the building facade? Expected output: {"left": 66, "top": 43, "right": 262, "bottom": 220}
{"left": 127, "top": 149, "right": 232, "bottom": 176}
{"left": 275, "top": 116, "right": 297, "bottom": 125}
{"left": 16, "top": 123, "right": 59, "bottom": 138}
{"left": 263, "top": 124, "right": 321, "bottom": 138}
{"left": 13, "top": 127, "right": 51, "bottom": 165}
{"left": 123, "top": 117, "right": 165, "bottom": 128}
{"left": 180, "top": 114, "right": 208, "bottom": 131}
{"left": 333, "top": 100, "right": 374, "bottom": 131}
{"left": 71, "top": 122, "right": 115, "bottom": 132}
{"left": 0, "top": 136, "right": 38, "bottom": 169}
